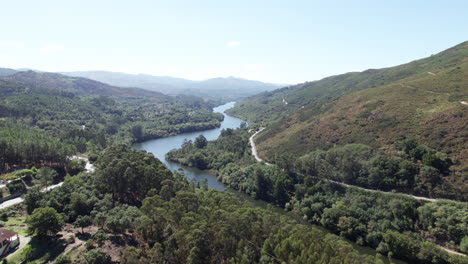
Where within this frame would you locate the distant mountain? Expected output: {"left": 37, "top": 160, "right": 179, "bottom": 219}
{"left": 1, "top": 70, "right": 166, "bottom": 98}
{"left": 60, "top": 71, "right": 283, "bottom": 99}
{"left": 0, "top": 68, "right": 17, "bottom": 77}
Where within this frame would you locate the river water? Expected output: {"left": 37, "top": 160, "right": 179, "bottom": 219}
{"left": 133, "top": 102, "right": 244, "bottom": 190}
{"left": 132, "top": 102, "right": 406, "bottom": 263}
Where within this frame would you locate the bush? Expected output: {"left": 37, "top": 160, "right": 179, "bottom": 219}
{"left": 83, "top": 249, "right": 111, "bottom": 264}
{"left": 0, "top": 212, "right": 8, "bottom": 221}
{"left": 85, "top": 239, "right": 95, "bottom": 250}
{"left": 55, "top": 254, "right": 72, "bottom": 264}
{"left": 6, "top": 182, "right": 25, "bottom": 194}
{"left": 460, "top": 236, "right": 468, "bottom": 254}
{"left": 67, "top": 235, "right": 76, "bottom": 244}
{"left": 91, "top": 230, "right": 108, "bottom": 246}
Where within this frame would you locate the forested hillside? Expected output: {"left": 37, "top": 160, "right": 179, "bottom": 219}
{"left": 166, "top": 127, "right": 468, "bottom": 263}
{"left": 2, "top": 146, "right": 390, "bottom": 264}
{"left": 225, "top": 41, "right": 468, "bottom": 200}
{"left": 0, "top": 73, "right": 223, "bottom": 171}
{"left": 1, "top": 71, "right": 166, "bottom": 98}
{"left": 227, "top": 41, "right": 468, "bottom": 124}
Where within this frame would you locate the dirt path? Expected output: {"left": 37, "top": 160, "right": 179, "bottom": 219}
{"left": 398, "top": 83, "right": 451, "bottom": 95}
{"left": 250, "top": 129, "right": 467, "bottom": 256}
{"left": 439, "top": 246, "right": 467, "bottom": 257}
{"left": 249, "top": 128, "right": 270, "bottom": 165}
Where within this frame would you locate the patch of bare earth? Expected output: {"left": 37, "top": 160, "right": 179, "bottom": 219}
{"left": 59, "top": 224, "right": 136, "bottom": 263}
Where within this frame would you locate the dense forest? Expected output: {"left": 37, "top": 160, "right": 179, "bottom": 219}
{"left": 167, "top": 128, "right": 468, "bottom": 263}
{"left": 3, "top": 146, "right": 394, "bottom": 263}
{"left": 0, "top": 75, "right": 223, "bottom": 172}
{"left": 0, "top": 43, "right": 466, "bottom": 263}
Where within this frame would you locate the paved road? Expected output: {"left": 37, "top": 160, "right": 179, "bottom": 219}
{"left": 0, "top": 157, "right": 94, "bottom": 210}
{"left": 0, "top": 181, "right": 65, "bottom": 210}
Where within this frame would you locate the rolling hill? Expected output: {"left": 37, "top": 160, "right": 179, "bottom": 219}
{"left": 226, "top": 41, "right": 468, "bottom": 124}
{"left": 231, "top": 41, "right": 468, "bottom": 199}
{"left": 1, "top": 70, "right": 166, "bottom": 98}
{"left": 0, "top": 67, "right": 17, "bottom": 77}
{"left": 60, "top": 71, "right": 283, "bottom": 99}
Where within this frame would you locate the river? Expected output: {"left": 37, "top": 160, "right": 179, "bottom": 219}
{"left": 133, "top": 102, "right": 244, "bottom": 190}
{"left": 133, "top": 102, "right": 407, "bottom": 263}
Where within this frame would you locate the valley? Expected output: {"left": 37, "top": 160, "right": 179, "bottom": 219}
{"left": 0, "top": 5, "right": 466, "bottom": 262}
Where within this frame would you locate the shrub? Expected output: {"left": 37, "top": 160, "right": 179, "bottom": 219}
{"left": 83, "top": 249, "right": 111, "bottom": 264}
{"left": 55, "top": 254, "right": 72, "bottom": 264}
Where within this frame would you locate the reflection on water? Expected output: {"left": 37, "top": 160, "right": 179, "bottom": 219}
{"left": 133, "top": 102, "right": 245, "bottom": 190}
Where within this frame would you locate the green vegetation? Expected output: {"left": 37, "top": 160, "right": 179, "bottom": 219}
{"left": 13, "top": 146, "right": 382, "bottom": 263}
{"left": 0, "top": 71, "right": 224, "bottom": 176}
{"left": 8, "top": 237, "right": 68, "bottom": 264}
{"left": 228, "top": 42, "right": 468, "bottom": 200}
{"left": 27, "top": 207, "right": 64, "bottom": 237}
{"left": 0, "top": 122, "right": 75, "bottom": 171}
{"left": 167, "top": 127, "right": 468, "bottom": 263}
{"left": 83, "top": 249, "right": 111, "bottom": 264}
{"left": 227, "top": 41, "right": 468, "bottom": 124}
{"left": 1, "top": 42, "right": 467, "bottom": 264}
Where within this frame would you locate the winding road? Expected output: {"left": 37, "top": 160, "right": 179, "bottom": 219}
{"left": 249, "top": 128, "right": 438, "bottom": 202}
{"left": 0, "top": 157, "right": 95, "bottom": 210}
{"left": 249, "top": 128, "right": 466, "bottom": 256}
{"left": 249, "top": 128, "right": 267, "bottom": 163}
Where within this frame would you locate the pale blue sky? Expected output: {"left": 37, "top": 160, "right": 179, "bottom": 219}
{"left": 1, "top": 0, "right": 466, "bottom": 83}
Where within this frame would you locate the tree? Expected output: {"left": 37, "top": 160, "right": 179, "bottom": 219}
{"left": 91, "top": 230, "right": 109, "bottom": 246}
{"left": 74, "top": 215, "right": 92, "bottom": 233}
{"left": 23, "top": 188, "right": 46, "bottom": 214}
{"left": 35, "top": 167, "right": 58, "bottom": 189}
{"left": 194, "top": 135, "right": 208, "bottom": 149}
{"left": 255, "top": 167, "right": 271, "bottom": 201}
{"left": 131, "top": 124, "right": 143, "bottom": 141}
{"left": 83, "top": 249, "right": 111, "bottom": 264}
{"left": 460, "top": 236, "right": 468, "bottom": 254}
{"left": 27, "top": 207, "right": 64, "bottom": 237}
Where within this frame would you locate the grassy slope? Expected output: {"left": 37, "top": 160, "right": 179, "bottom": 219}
{"left": 227, "top": 41, "right": 468, "bottom": 124}
{"left": 255, "top": 59, "right": 467, "bottom": 192}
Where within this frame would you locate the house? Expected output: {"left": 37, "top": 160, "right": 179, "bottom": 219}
{"left": 0, "top": 229, "right": 19, "bottom": 256}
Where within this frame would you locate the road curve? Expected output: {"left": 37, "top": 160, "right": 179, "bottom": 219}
{"left": 249, "top": 126, "right": 442, "bottom": 203}
{"left": 249, "top": 128, "right": 270, "bottom": 164}
{"left": 0, "top": 157, "right": 95, "bottom": 210}
{"left": 249, "top": 127, "right": 465, "bottom": 256}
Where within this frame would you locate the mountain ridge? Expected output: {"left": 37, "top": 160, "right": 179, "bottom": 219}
{"left": 60, "top": 70, "right": 284, "bottom": 99}
{"left": 1, "top": 70, "right": 167, "bottom": 98}
{"left": 227, "top": 41, "right": 468, "bottom": 124}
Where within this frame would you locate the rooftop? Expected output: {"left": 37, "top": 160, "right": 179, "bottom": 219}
{"left": 0, "top": 229, "right": 17, "bottom": 241}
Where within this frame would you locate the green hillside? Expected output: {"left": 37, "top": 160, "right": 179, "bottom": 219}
{"left": 253, "top": 54, "right": 467, "bottom": 200}
{"left": 0, "top": 67, "right": 17, "bottom": 77}
{"left": 227, "top": 41, "right": 468, "bottom": 124}
{"left": 0, "top": 75, "right": 223, "bottom": 159}
{"left": 1, "top": 70, "right": 166, "bottom": 98}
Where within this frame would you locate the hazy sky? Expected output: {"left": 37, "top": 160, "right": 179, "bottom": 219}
{"left": 1, "top": 0, "right": 466, "bottom": 84}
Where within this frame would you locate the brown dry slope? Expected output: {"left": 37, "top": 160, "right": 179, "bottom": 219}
{"left": 255, "top": 52, "right": 467, "bottom": 199}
